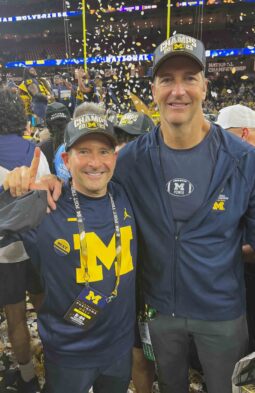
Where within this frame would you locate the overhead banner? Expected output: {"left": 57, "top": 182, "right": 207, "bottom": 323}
{"left": 207, "top": 61, "right": 247, "bottom": 73}
{"left": 0, "top": 11, "right": 81, "bottom": 23}
{"left": 4, "top": 48, "right": 255, "bottom": 69}
{"left": 5, "top": 54, "right": 154, "bottom": 68}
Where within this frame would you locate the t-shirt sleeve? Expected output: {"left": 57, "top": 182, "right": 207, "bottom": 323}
{"left": 37, "top": 151, "right": 51, "bottom": 177}
{"left": 0, "top": 166, "right": 9, "bottom": 185}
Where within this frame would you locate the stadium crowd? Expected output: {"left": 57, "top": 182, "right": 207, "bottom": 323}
{"left": 1, "top": 64, "right": 254, "bottom": 123}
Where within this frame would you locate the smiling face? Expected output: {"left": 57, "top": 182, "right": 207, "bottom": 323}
{"left": 62, "top": 134, "right": 117, "bottom": 198}
{"left": 152, "top": 56, "right": 207, "bottom": 133}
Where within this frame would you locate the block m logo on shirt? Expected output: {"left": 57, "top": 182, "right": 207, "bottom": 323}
{"left": 73, "top": 226, "right": 134, "bottom": 283}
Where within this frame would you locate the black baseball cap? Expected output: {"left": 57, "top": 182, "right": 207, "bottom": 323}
{"left": 115, "top": 112, "right": 155, "bottom": 136}
{"left": 45, "top": 102, "right": 71, "bottom": 124}
{"left": 152, "top": 34, "right": 206, "bottom": 78}
{"left": 64, "top": 113, "right": 117, "bottom": 151}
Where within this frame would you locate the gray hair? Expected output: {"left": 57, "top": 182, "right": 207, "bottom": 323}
{"left": 73, "top": 102, "right": 106, "bottom": 119}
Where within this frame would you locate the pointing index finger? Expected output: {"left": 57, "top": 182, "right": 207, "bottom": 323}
{"left": 30, "top": 147, "right": 41, "bottom": 184}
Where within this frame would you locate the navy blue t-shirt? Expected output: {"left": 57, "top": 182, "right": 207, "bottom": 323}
{"left": 159, "top": 124, "right": 221, "bottom": 227}
{"left": 21, "top": 182, "right": 137, "bottom": 368}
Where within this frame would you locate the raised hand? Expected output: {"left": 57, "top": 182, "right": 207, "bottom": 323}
{"left": 3, "top": 146, "right": 41, "bottom": 197}
{"left": 3, "top": 147, "right": 63, "bottom": 210}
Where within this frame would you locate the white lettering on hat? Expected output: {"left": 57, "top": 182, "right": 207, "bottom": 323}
{"left": 160, "top": 35, "right": 197, "bottom": 54}
{"left": 120, "top": 113, "right": 139, "bottom": 125}
{"left": 50, "top": 112, "right": 67, "bottom": 120}
{"left": 74, "top": 114, "right": 108, "bottom": 130}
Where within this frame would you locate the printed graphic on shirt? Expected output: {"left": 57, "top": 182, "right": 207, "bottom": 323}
{"left": 54, "top": 239, "right": 71, "bottom": 256}
{"left": 53, "top": 225, "right": 134, "bottom": 283}
{"left": 212, "top": 193, "right": 229, "bottom": 211}
{"left": 74, "top": 226, "right": 134, "bottom": 283}
{"left": 124, "top": 208, "right": 132, "bottom": 220}
{"left": 166, "top": 178, "right": 194, "bottom": 197}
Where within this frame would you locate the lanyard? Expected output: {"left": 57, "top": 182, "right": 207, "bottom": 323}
{"left": 70, "top": 186, "right": 122, "bottom": 302}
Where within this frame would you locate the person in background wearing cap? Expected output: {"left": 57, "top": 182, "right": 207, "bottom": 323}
{"left": 114, "top": 112, "right": 155, "bottom": 152}
{"left": 0, "top": 88, "right": 50, "bottom": 393}
{"left": 4, "top": 34, "right": 255, "bottom": 393}
{"left": 217, "top": 104, "right": 255, "bottom": 351}
{"left": 39, "top": 102, "right": 71, "bottom": 174}
{"left": 1, "top": 113, "right": 137, "bottom": 393}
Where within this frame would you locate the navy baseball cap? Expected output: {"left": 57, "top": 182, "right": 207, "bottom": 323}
{"left": 64, "top": 114, "right": 117, "bottom": 151}
{"left": 152, "top": 34, "right": 206, "bottom": 78}
{"left": 115, "top": 112, "right": 155, "bottom": 136}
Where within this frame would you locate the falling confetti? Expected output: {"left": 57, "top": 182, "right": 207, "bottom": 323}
{"left": 64, "top": 0, "right": 162, "bottom": 113}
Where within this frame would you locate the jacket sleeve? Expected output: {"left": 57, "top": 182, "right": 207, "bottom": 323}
{"left": 0, "top": 190, "right": 47, "bottom": 235}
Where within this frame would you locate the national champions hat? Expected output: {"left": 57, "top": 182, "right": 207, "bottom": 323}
{"left": 152, "top": 33, "right": 206, "bottom": 78}
{"left": 46, "top": 102, "right": 71, "bottom": 124}
{"left": 64, "top": 113, "right": 117, "bottom": 151}
{"left": 216, "top": 104, "right": 255, "bottom": 129}
{"left": 115, "top": 112, "right": 155, "bottom": 136}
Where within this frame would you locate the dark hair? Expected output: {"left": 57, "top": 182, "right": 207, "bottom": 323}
{"left": 23, "top": 67, "right": 33, "bottom": 80}
{"left": 0, "top": 88, "right": 27, "bottom": 136}
{"left": 114, "top": 128, "right": 136, "bottom": 145}
{"left": 47, "top": 119, "right": 67, "bottom": 150}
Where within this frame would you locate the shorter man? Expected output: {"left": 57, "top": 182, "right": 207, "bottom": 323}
{"left": 1, "top": 113, "right": 137, "bottom": 393}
